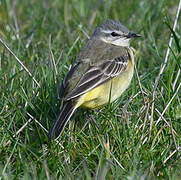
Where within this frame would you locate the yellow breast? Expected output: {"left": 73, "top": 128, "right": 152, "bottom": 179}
{"left": 77, "top": 58, "right": 134, "bottom": 109}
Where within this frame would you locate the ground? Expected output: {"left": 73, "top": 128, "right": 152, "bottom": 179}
{"left": 0, "top": 0, "right": 181, "bottom": 179}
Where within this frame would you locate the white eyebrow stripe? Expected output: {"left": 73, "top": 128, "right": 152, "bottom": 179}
{"left": 101, "top": 30, "right": 121, "bottom": 34}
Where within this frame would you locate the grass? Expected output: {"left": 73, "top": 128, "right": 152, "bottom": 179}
{"left": 0, "top": 0, "right": 181, "bottom": 179}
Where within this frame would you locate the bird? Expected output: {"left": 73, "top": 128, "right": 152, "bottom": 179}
{"left": 48, "top": 19, "right": 141, "bottom": 140}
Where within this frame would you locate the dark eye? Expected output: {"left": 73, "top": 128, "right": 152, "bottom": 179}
{"left": 111, "top": 32, "right": 120, "bottom": 37}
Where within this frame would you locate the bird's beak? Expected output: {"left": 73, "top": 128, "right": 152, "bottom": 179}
{"left": 126, "top": 32, "right": 141, "bottom": 38}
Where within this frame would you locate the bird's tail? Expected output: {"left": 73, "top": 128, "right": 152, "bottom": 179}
{"left": 48, "top": 100, "right": 77, "bottom": 140}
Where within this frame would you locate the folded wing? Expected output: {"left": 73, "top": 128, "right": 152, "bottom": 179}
{"left": 64, "top": 53, "right": 129, "bottom": 100}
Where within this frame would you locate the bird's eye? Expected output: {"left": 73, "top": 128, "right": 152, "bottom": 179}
{"left": 111, "top": 32, "right": 120, "bottom": 37}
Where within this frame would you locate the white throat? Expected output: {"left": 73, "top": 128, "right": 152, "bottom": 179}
{"left": 111, "top": 38, "right": 130, "bottom": 47}
{"left": 101, "top": 37, "right": 130, "bottom": 47}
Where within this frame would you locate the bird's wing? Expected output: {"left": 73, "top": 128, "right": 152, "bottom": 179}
{"left": 63, "top": 49, "right": 130, "bottom": 101}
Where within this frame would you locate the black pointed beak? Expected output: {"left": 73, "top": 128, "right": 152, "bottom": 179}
{"left": 126, "top": 32, "right": 141, "bottom": 38}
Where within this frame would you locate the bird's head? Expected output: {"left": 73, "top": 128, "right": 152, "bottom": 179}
{"left": 92, "top": 19, "right": 141, "bottom": 47}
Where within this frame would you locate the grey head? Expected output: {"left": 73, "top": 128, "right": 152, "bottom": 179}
{"left": 92, "top": 19, "right": 140, "bottom": 47}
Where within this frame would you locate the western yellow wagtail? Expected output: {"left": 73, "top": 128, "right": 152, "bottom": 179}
{"left": 48, "top": 19, "right": 140, "bottom": 140}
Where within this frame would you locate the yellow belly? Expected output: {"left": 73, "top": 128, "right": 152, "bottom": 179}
{"left": 76, "top": 59, "right": 134, "bottom": 109}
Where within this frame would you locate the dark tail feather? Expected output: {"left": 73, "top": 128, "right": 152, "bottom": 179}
{"left": 48, "top": 100, "right": 77, "bottom": 140}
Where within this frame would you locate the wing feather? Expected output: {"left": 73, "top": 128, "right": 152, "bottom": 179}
{"left": 65, "top": 51, "right": 129, "bottom": 100}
